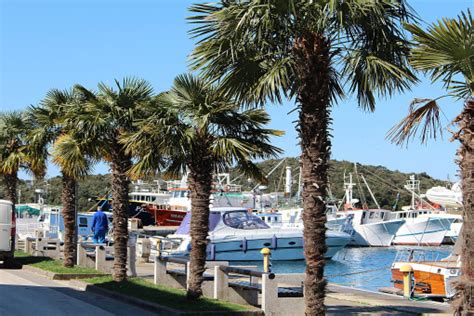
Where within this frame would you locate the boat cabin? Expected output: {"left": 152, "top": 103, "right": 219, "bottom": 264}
{"left": 38, "top": 207, "right": 112, "bottom": 241}
{"left": 391, "top": 209, "right": 432, "bottom": 219}
{"left": 175, "top": 207, "right": 270, "bottom": 235}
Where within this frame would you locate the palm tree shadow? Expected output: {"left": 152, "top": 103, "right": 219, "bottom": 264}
{"left": 2, "top": 255, "right": 54, "bottom": 270}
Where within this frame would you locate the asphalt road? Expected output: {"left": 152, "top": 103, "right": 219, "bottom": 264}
{"left": 0, "top": 268, "right": 154, "bottom": 316}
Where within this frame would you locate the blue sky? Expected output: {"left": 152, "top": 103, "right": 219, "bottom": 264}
{"left": 1, "top": 0, "right": 472, "bottom": 181}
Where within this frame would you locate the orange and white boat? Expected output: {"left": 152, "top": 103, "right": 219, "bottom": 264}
{"left": 389, "top": 244, "right": 461, "bottom": 299}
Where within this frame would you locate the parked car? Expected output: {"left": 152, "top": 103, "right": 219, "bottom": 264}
{"left": 0, "top": 200, "right": 15, "bottom": 266}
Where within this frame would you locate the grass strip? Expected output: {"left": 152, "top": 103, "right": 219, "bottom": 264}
{"left": 84, "top": 276, "right": 251, "bottom": 312}
{"left": 14, "top": 251, "right": 103, "bottom": 274}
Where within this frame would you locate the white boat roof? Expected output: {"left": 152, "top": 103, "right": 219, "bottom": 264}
{"left": 0, "top": 200, "right": 13, "bottom": 205}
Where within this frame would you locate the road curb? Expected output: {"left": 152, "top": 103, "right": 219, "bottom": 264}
{"left": 22, "top": 265, "right": 107, "bottom": 280}
{"left": 69, "top": 279, "right": 263, "bottom": 316}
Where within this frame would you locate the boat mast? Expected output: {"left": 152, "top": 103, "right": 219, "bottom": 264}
{"left": 405, "top": 175, "right": 420, "bottom": 209}
{"left": 360, "top": 174, "right": 381, "bottom": 209}
{"left": 251, "top": 157, "right": 286, "bottom": 191}
{"left": 296, "top": 166, "right": 302, "bottom": 201}
{"left": 284, "top": 166, "right": 292, "bottom": 197}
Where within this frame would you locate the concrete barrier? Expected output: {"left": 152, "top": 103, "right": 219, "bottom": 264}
{"left": 136, "top": 237, "right": 151, "bottom": 263}
{"left": 77, "top": 243, "right": 114, "bottom": 273}
{"left": 76, "top": 242, "right": 137, "bottom": 276}
{"left": 261, "top": 274, "right": 305, "bottom": 316}
{"left": 153, "top": 256, "right": 228, "bottom": 297}
{"left": 214, "top": 267, "right": 305, "bottom": 315}
{"left": 214, "top": 266, "right": 262, "bottom": 306}
{"left": 25, "top": 237, "right": 60, "bottom": 259}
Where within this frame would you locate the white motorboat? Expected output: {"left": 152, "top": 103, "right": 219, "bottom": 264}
{"left": 165, "top": 207, "right": 351, "bottom": 261}
{"left": 425, "top": 182, "right": 462, "bottom": 208}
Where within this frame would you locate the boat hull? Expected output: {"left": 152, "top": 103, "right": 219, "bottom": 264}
{"left": 145, "top": 206, "right": 187, "bottom": 226}
{"left": 350, "top": 220, "right": 404, "bottom": 247}
{"left": 391, "top": 261, "right": 460, "bottom": 298}
{"left": 392, "top": 217, "right": 454, "bottom": 246}
{"left": 207, "top": 233, "right": 350, "bottom": 261}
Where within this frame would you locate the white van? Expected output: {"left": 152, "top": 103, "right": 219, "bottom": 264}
{"left": 0, "top": 200, "right": 15, "bottom": 265}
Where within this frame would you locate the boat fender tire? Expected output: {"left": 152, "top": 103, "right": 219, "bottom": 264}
{"left": 210, "top": 244, "right": 216, "bottom": 261}
{"left": 271, "top": 235, "right": 277, "bottom": 249}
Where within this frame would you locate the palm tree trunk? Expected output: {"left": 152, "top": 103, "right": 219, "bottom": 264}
{"left": 4, "top": 173, "right": 18, "bottom": 207}
{"left": 4, "top": 172, "right": 17, "bottom": 259}
{"left": 455, "top": 99, "right": 474, "bottom": 315}
{"left": 61, "top": 172, "right": 76, "bottom": 267}
{"left": 186, "top": 146, "right": 213, "bottom": 300}
{"left": 294, "top": 32, "right": 331, "bottom": 315}
{"left": 111, "top": 144, "right": 132, "bottom": 282}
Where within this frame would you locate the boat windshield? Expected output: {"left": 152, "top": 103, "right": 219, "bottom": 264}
{"left": 223, "top": 211, "right": 270, "bottom": 230}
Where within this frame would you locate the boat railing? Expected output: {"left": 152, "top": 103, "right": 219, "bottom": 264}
{"left": 15, "top": 220, "right": 60, "bottom": 239}
{"left": 146, "top": 236, "right": 184, "bottom": 257}
{"left": 393, "top": 248, "right": 444, "bottom": 264}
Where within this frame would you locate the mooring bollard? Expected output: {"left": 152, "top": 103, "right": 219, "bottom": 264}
{"left": 400, "top": 264, "right": 413, "bottom": 298}
{"left": 260, "top": 247, "right": 271, "bottom": 273}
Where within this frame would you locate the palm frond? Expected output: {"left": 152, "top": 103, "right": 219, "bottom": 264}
{"left": 124, "top": 73, "right": 282, "bottom": 183}
{"left": 343, "top": 53, "right": 418, "bottom": 111}
{"left": 405, "top": 9, "right": 474, "bottom": 97}
{"left": 387, "top": 97, "right": 445, "bottom": 146}
{"left": 52, "top": 133, "right": 95, "bottom": 179}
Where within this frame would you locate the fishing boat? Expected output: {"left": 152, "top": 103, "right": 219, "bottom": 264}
{"left": 256, "top": 206, "right": 354, "bottom": 235}
{"left": 390, "top": 176, "right": 457, "bottom": 246}
{"left": 390, "top": 210, "right": 456, "bottom": 246}
{"left": 148, "top": 173, "right": 256, "bottom": 226}
{"left": 163, "top": 207, "right": 351, "bottom": 261}
{"left": 338, "top": 173, "right": 404, "bottom": 247}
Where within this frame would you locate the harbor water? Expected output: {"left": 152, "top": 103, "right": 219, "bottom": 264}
{"left": 235, "top": 246, "right": 453, "bottom": 292}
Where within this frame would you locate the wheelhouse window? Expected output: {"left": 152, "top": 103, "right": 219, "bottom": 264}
{"left": 223, "top": 211, "right": 270, "bottom": 229}
{"left": 79, "top": 217, "right": 88, "bottom": 227}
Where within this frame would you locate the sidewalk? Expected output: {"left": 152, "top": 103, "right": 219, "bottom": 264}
{"left": 0, "top": 267, "right": 155, "bottom": 316}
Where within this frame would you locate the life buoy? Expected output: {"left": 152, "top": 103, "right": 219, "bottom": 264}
{"left": 224, "top": 185, "right": 231, "bottom": 191}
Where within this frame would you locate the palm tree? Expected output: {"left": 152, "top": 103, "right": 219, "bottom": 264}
{"left": 0, "top": 111, "right": 43, "bottom": 262}
{"left": 64, "top": 78, "right": 154, "bottom": 281}
{"left": 387, "top": 10, "right": 473, "bottom": 315}
{"left": 123, "top": 74, "right": 282, "bottom": 299}
{"left": 0, "top": 111, "right": 44, "bottom": 206}
{"left": 29, "top": 89, "right": 95, "bottom": 267}
{"left": 188, "top": 1, "right": 417, "bottom": 313}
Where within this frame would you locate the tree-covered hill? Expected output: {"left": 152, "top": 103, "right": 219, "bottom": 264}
{"left": 239, "top": 158, "right": 449, "bottom": 209}
{"left": 0, "top": 158, "right": 450, "bottom": 211}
